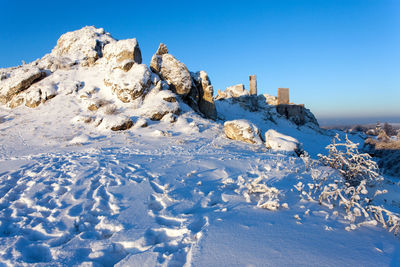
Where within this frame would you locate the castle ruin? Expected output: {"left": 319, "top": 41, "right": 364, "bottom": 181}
{"left": 216, "top": 75, "right": 310, "bottom": 125}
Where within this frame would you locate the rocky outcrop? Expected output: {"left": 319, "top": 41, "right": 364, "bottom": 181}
{"left": 51, "top": 26, "right": 115, "bottom": 66}
{"left": 264, "top": 129, "right": 302, "bottom": 155}
{"left": 217, "top": 84, "right": 249, "bottom": 99}
{"left": 104, "top": 64, "right": 151, "bottom": 103}
{"left": 259, "top": 94, "right": 278, "bottom": 105}
{"left": 7, "top": 82, "right": 57, "bottom": 108}
{"left": 103, "top": 38, "right": 142, "bottom": 66}
{"left": 150, "top": 43, "right": 192, "bottom": 96}
{"left": 0, "top": 66, "right": 45, "bottom": 104}
{"left": 224, "top": 119, "right": 263, "bottom": 144}
{"left": 191, "top": 71, "right": 217, "bottom": 120}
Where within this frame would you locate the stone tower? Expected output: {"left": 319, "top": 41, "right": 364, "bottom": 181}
{"left": 278, "top": 88, "right": 289, "bottom": 104}
{"left": 249, "top": 75, "right": 257, "bottom": 95}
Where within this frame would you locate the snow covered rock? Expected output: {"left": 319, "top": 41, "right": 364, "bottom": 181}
{"left": 224, "top": 119, "right": 263, "bottom": 144}
{"left": 191, "top": 71, "right": 217, "bottom": 120}
{"left": 264, "top": 129, "right": 302, "bottom": 155}
{"left": 139, "top": 86, "right": 180, "bottom": 120}
{"left": 103, "top": 38, "right": 142, "bottom": 67}
{"left": 7, "top": 81, "right": 57, "bottom": 108}
{"left": 25, "top": 86, "right": 55, "bottom": 108}
{"left": 104, "top": 64, "right": 151, "bottom": 103}
{"left": 38, "top": 55, "right": 77, "bottom": 72}
{"left": 51, "top": 26, "right": 115, "bottom": 66}
{"left": 217, "top": 84, "right": 249, "bottom": 99}
{"left": 98, "top": 115, "right": 133, "bottom": 131}
{"left": 150, "top": 43, "right": 192, "bottom": 96}
{"left": 0, "top": 66, "right": 44, "bottom": 104}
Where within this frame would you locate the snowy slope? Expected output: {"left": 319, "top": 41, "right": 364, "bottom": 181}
{"left": 0, "top": 26, "right": 400, "bottom": 266}
{"left": 1, "top": 111, "right": 400, "bottom": 266}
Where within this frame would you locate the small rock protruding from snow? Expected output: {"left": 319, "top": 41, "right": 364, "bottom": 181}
{"left": 264, "top": 129, "right": 303, "bottom": 155}
{"left": 51, "top": 26, "right": 116, "bottom": 66}
{"left": 0, "top": 66, "right": 44, "bottom": 104}
{"left": 150, "top": 43, "right": 192, "bottom": 96}
{"left": 97, "top": 115, "right": 134, "bottom": 131}
{"left": 104, "top": 64, "right": 151, "bottom": 103}
{"left": 103, "top": 38, "right": 142, "bottom": 67}
{"left": 224, "top": 119, "right": 263, "bottom": 145}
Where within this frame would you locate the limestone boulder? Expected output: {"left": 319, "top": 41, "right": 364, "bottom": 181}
{"left": 104, "top": 64, "right": 151, "bottom": 103}
{"left": 191, "top": 71, "right": 217, "bottom": 120}
{"left": 0, "top": 66, "right": 44, "bottom": 104}
{"left": 224, "top": 119, "right": 263, "bottom": 145}
{"left": 264, "top": 129, "right": 302, "bottom": 155}
{"left": 103, "top": 39, "right": 142, "bottom": 69}
{"left": 51, "top": 26, "right": 116, "bottom": 66}
{"left": 150, "top": 43, "right": 192, "bottom": 96}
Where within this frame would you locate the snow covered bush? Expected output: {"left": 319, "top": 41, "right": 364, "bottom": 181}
{"left": 236, "top": 175, "right": 281, "bottom": 210}
{"left": 297, "top": 140, "right": 400, "bottom": 236}
{"left": 318, "top": 134, "right": 382, "bottom": 186}
{"left": 295, "top": 169, "right": 398, "bottom": 233}
{"left": 366, "top": 205, "right": 400, "bottom": 235}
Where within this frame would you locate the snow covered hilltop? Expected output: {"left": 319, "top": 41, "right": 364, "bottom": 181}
{"left": 0, "top": 26, "right": 318, "bottom": 139}
{"left": 1, "top": 26, "right": 400, "bottom": 266}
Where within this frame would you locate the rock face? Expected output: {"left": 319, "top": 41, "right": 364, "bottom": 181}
{"left": 224, "top": 119, "right": 263, "bottom": 145}
{"left": 0, "top": 66, "right": 44, "bottom": 104}
{"left": 264, "top": 129, "right": 302, "bottom": 155}
{"left": 191, "top": 71, "right": 217, "bottom": 120}
{"left": 51, "top": 26, "right": 115, "bottom": 66}
{"left": 104, "top": 64, "right": 151, "bottom": 103}
{"left": 103, "top": 39, "right": 142, "bottom": 65}
{"left": 150, "top": 43, "right": 192, "bottom": 96}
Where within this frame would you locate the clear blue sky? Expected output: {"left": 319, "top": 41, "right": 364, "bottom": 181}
{"left": 1, "top": 0, "right": 399, "bottom": 124}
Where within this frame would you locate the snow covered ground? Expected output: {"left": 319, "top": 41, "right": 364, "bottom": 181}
{"left": 1, "top": 102, "right": 400, "bottom": 266}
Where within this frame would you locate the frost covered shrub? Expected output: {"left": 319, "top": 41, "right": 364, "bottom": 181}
{"left": 318, "top": 134, "right": 382, "bottom": 186}
{"left": 297, "top": 150, "right": 400, "bottom": 235}
{"left": 104, "top": 104, "right": 118, "bottom": 115}
{"left": 236, "top": 175, "right": 281, "bottom": 210}
{"left": 296, "top": 172, "right": 400, "bottom": 235}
